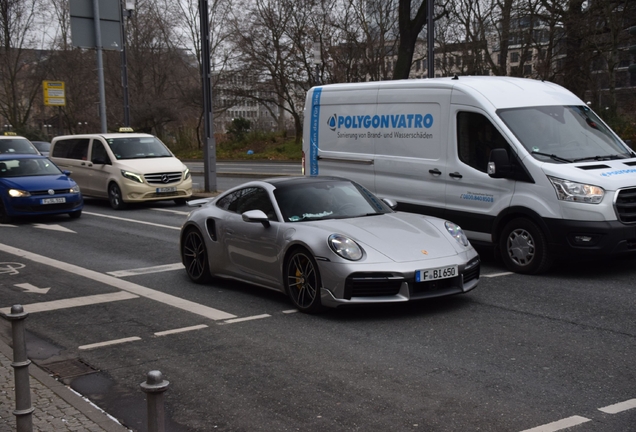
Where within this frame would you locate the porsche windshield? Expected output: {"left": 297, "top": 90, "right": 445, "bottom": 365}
{"left": 106, "top": 137, "right": 172, "bottom": 160}
{"left": 497, "top": 105, "right": 632, "bottom": 163}
{"left": 274, "top": 180, "right": 392, "bottom": 222}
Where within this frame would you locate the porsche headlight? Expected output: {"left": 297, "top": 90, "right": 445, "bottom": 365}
{"left": 548, "top": 176, "right": 604, "bottom": 204}
{"left": 121, "top": 170, "right": 144, "bottom": 183}
{"left": 328, "top": 233, "right": 363, "bottom": 261}
{"left": 8, "top": 189, "right": 30, "bottom": 198}
{"left": 445, "top": 221, "right": 469, "bottom": 247}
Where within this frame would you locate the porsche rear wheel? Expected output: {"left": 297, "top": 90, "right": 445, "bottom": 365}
{"left": 182, "top": 228, "right": 211, "bottom": 283}
{"left": 285, "top": 248, "right": 323, "bottom": 313}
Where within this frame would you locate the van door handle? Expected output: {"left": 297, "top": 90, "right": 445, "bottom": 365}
{"left": 449, "top": 172, "right": 463, "bottom": 179}
{"left": 429, "top": 168, "right": 442, "bottom": 176}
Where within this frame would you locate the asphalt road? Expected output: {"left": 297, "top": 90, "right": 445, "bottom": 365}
{"left": 0, "top": 197, "right": 635, "bottom": 432}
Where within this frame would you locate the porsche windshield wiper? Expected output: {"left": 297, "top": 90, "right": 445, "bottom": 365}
{"left": 573, "top": 154, "right": 627, "bottom": 162}
{"left": 530, "top": 151, "right": 572, "bottom": 163}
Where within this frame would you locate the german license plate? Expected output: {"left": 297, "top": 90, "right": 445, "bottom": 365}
{"left": 416, "top": 265, "right": 458, "bottom": 282}
{"left": 41, "top": 197, "right": 66, "bottom": 205}
{"left": 156, "top": 187, "right": 177, "bottom": 193}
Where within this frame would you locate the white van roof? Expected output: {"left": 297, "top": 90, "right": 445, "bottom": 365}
{"left": 312, "top": 76, "right": 584, "bottom": 110}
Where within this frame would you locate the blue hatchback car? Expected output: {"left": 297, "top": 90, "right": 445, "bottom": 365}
{"left": 0, "top": 154, "right": 83, "bottom": 223}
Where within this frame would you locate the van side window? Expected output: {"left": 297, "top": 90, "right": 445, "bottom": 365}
{"left": 52, "top": 139, "right": 89, "bottom": 160}
{"left": 91, "top": 142, "right": 110, "bottom": 164}
{"left": 457, "top": 112, "right": 511, "bottom": 173}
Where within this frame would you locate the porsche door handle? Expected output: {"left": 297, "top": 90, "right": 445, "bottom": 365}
{"left": 429, "top": 168, "right": 442, "bottom": 176}
{"left": 449, "top": 172, "right": 463, "bottom": 179}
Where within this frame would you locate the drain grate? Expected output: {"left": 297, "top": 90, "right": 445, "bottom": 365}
{"left": 40, "top": 358, "right": 100, "bottom": 380}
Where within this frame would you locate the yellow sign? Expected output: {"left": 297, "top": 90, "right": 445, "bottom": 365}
{"left": 43, "top": 81, "right": 66, "bottom": 106}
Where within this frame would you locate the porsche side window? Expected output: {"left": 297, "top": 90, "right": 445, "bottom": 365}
{"left": 457, "top": 112, "right": 511, "bottom": 173}
{"left": 217, "top": 187, "right": 276, "bottom": 221}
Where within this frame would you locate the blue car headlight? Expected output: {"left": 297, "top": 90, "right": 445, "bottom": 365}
{"left": 328, "top": 233, "right": 363, "bottom": 261}
{"left": 445, "top": 221, "right": 469, "bottom": 247}
{"left": 9, "top": 189, "right": 31, "bottom": 198}
{"left": 70, "top": 185, "right": 80, "bottom": 194}
{"left": 121, "top": 170, "right": 144, "bottom": 183}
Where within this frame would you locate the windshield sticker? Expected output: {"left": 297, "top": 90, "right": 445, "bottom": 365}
{"left": 460, "top": 192, "right": 494, "bottom": 203}
{"left": 600, "top": 168, "right": 636, "bottom": 177}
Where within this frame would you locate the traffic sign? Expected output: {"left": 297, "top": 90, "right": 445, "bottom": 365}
{"left": 43, "top": 81, "right": 66, "bottom": 106}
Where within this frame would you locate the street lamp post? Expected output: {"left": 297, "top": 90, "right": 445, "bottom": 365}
{"left": 120, "top": 0, "right": 134, "bottom": 127}
{"left": 312, "top": 41, "right": 321, "bottom": 85}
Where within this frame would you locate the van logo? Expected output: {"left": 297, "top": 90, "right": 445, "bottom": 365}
{"left": 327, "top": 114, "right": 338, "bottom": 131}
{"left": 161, "top": 174, "right": 170, "bottom": 183}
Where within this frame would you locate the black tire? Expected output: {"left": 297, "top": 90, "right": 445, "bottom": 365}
{"left": 68, "top": 210, "right": 82, "bottom": 219}
{"left": 0, "top": 200, "right": 12, "bottom": 224}
{"left": 174, "top": 198, "right": 187, "bottom": 206}
{"left": 284, "top": 248, "right": 323, "bottom": 313}
{"left": 182, "top": 228, "right": 211, "bottom": 283}
{"left": 499, "top": 218, "right": 553, "bottom": 274}
{"left": 108, "top": 183, "right": 126, "bottom": 210}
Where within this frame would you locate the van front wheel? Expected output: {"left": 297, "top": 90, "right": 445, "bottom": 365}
{"left": 108, "top": 183, "right": 127, "bottom": 210}
{"left": 499, "top": 218, "right": 552, "bottom": 274}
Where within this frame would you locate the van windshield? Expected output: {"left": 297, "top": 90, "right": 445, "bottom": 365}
{"left": 497, "top": 105, "right": 633, "bottom": 163}
{"left": 106, "top": 137, "right": 172, "bottom": 160}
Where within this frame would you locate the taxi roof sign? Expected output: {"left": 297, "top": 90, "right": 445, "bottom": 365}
{"left": 3, "top": 132, "right": 17, "bottom": 136}
{"left": 118, "top": 127, "right": 134, "bottom": 132}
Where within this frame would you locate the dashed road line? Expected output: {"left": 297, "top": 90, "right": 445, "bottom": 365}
{"left": 107, "top": 263, "right": 184, "bottom": 277}
{"left": 0, "top": 292, "right": 138, "bottom": 315}
{"left": 79, "top": 337, "right": 142, "bottom": 350}
{"left": 0, "top": 243, "right": 236, "bottom": 321}
{"left": 598, "top": 398, "right": 636, "bottom": 414}
{"left": 482, "top": 272, "right": 513, "bottom": 278}
{"left": 149, "top": 208, "right": 189, "bottom": 215}
{"left": 82, "top": 211, "right": 180, "bottom": 230}
{"left": 222, "top": 314, "right": 270, "bottom": 324}
{"left": 519, "top": 415, "right": 591, "bottom": 432}
{"left": 154, "top": 324, "right": 209, "bottom": 336}
{"left": 282, "top": 309, "right": 298, "bottom": 314}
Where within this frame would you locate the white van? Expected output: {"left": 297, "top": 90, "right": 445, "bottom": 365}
{"left": 50, "top": 133, "right": 192, "bottom": 209}
{"left": 302, "top": 77, "right": 636, "bottom": 274}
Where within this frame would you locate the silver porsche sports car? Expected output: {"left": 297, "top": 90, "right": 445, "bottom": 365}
{"left": 180, "top": 176, "right": 480, "bottom": 313}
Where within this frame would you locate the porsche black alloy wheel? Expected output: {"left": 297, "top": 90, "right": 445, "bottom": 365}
{"left": 285, "top": 248, "right": 323, "bottom": 313}
{"left": 183, "top": 228, "right": 211, "bottom": 283}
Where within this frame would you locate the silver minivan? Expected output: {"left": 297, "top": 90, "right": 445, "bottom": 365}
{"left": 50, "top": 133, "right": 192, "bottom": 209}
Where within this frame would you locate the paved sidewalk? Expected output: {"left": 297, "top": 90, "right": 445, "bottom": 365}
{"left": 0, "top": 338, "right": 128, "bottom": 432}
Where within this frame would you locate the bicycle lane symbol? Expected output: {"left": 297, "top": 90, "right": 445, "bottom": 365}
{"left": 0, "top": 262, "right": 26, "bottom": 275}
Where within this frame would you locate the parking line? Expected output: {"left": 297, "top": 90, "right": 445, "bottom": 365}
{"left": 598, "top": 398, "right": 636, "bottom": 414}
{"left": 107, "top": 263, "right": 184, "bottom": 277}
{"left": 82, "top": 211, "right": 180, "bottom": 230}
{"left": 519, "top": 416, "right": 591, "bottom": 432}
{"left": 0, "top": 292, "right": 138, "bottom": 315}
{"left": 0, "top": 243, "right": 236, "bottom": 321}
{"left": 154, "top": 324, "right": 208, "bottom": 336}
{"left": 79, "top": 337, "right": 141, "bottom": 350}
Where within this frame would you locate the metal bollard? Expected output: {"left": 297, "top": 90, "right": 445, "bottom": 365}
{"left": 140, "top": 370, "right": 169, "bottom": 432}
{"left": 5, "top": 305, "right": 34, "bottom": 432}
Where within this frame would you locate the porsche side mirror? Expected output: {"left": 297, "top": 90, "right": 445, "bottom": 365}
{"left": 242, "top": 209, "right": 270, "bottom": 227}
{"left": 187, "top": 198, "right": 212, "bottom": 208}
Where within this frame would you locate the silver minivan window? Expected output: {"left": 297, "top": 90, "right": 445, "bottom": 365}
{"left": 497, "top": 105, "right": 631, "bottom": 163}
{"left": 106, "top": 137, "right": 172, "bottom": 160}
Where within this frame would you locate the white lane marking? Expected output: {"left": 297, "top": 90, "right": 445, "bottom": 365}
{"left": 154, "top": 324, "right": 208, "bottom": 336}
{"left": 282, "top": 309, "right": 298, "bottom": 314}
{"left": 108, "top": 263, "right": 184, "bottom": 277}
{"left": 0, "top": 224, "right": 17, "bottom": 228}
{"left": 519, "top": 415, "right": 591, "bottom": 432}
{"left": 0, "top": 243, "right": 236, "bottom": 321}
{"left": 598, "top": 398, "right": 636, "bottom": 414}
{"left": 150, "top": 208, "right": 189, "bottom": 215}
{"left": 482, "top": 272, "right": 513, "bottom": 278}
{"left": 0, "top": 292, "right": 138, "bottom": 315}
{"left": 32, "top": 223, "right": 76, "bottom": 233}
{"left": 14, "top": 283, "right": 50, "bottom": 294}
{"left": 79, "top": 336, "right": 141, "bottom": 350}
{"left": 82, "top": 211, "right": 180, "bottom": 230}
{"left": 222, "top": 314, "right": 270, "bottom": 324}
